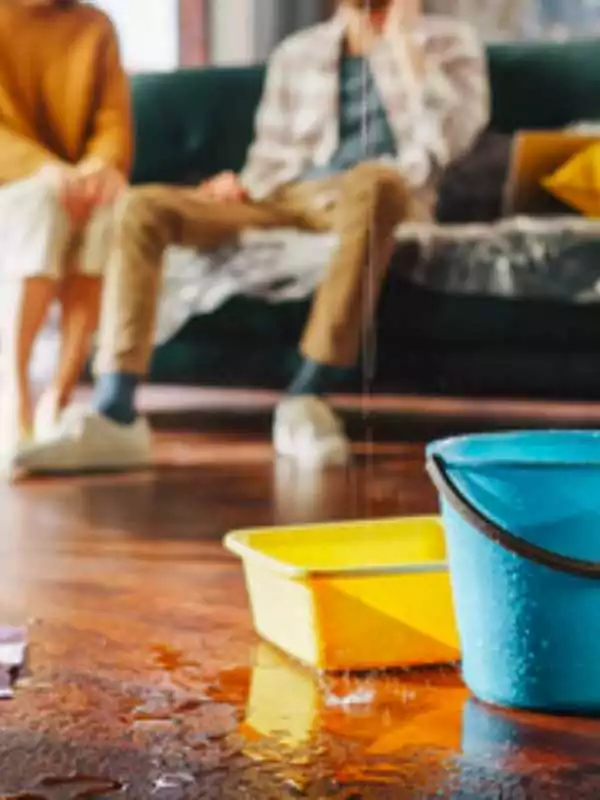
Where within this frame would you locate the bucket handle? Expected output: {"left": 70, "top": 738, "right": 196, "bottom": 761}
{"left": 427, "top": 453, "right": 600, "bottom": 579}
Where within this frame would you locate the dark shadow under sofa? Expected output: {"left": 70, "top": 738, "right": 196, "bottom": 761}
{"left": 129, "top": 39, "right": 600, "bottom": 399}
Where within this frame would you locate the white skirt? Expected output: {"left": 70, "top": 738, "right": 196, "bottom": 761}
{"left": 0, "top": 174, "right": 115, "bottom": 281}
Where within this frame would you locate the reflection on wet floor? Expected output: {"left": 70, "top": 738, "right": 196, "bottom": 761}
{"left": 4, "top": 635, "right": 600, "bottom": 797}
{"left": 225, "top": 649, "right": 600, "bottom": 798}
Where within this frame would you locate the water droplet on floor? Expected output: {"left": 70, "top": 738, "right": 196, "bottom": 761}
{"left": 325, "top": 686, "right": 376, "bottom": 709}
{"left": 152, "top": 773, "right": 195, "bottom": 793}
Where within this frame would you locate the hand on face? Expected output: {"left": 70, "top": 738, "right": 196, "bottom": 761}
{"left": 343, "top": 0, "right": 420, "bottom": 28}
{"left": 343, "top": 0, "right": 421, "bottom": 53}
{"left": 383, "top": 0, "right": 422, "bottom": 31}
{"left": 383, "top": 0, "right": 425, "bottom": 76}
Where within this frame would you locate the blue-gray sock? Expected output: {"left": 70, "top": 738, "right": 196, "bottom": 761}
{"left": 287, "top": 358, "right": 342, "bottom": 397}
{"left": 93, "top": 373, "right": 139, "bottom": 426}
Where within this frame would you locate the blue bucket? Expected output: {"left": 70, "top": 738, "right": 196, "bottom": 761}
{"left": 427, "top": 430, "right": 600, "bottom": 714}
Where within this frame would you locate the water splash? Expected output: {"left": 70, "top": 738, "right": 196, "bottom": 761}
{"left": 325, "top": 686, "right": 376, "bottom": 709}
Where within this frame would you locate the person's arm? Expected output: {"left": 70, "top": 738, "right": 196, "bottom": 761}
{"left": 0, "top": 126, "right": 60, "bottom": 183}
{"left": 425, "top": 22, "right": 490, "bottom": 167}
{"left": 391, "top": 21, "right": 490, "bottom": 188}
{"left": 239, "top": 45, "right": 303, "bottom": 201}
{"left": 82, "top": 18, "right": 133, "bottom": 178}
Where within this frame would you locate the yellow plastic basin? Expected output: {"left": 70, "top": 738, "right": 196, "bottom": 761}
{"left": 225, "top": 516, "right": 459, "bottom": 671}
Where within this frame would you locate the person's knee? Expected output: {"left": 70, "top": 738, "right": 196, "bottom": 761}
{"left": 27, "top": 176, "right": 65, "bottom": 230}
{"left": 114, "top": 187, "right": 160, "bottom": 233}
{"left": 113, "top": 186, "right": 174, "bottom": 258}
{"left": 345, "top": 162, "right": 411, "bottom": 214}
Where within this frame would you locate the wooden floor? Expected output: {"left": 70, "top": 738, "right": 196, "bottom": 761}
{"left": 2, "top": 388, "right": 600, "bottom": 799}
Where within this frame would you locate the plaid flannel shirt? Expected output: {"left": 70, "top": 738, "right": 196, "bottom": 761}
{"left": 240, "top": 12, "right": 490, "bottom": 206}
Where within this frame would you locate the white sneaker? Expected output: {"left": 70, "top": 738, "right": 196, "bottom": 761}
{"left": 14, "top": 406, "right": 152, "bottom": 474}
{"left": 273, "top": 396, "right": 351, "bottom": 466}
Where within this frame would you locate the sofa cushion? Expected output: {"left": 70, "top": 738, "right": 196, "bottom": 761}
{"left": 402, "top": 217, "right": 600, "bottom": 301}
{"left": 436, "top": 131, "right": 512, "bottom": 223}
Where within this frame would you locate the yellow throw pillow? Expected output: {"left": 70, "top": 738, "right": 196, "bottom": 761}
{"left": 543, "top": 141, "right": 600, "bottom": 217}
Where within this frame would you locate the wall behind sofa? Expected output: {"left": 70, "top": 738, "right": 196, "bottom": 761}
{"left": 94, "top": 0, "right": 179, "bottom": 71}
{"left": 207, "top": 0, "right": 330, "bottom": 65}
{"left": 206, "top": 0, "right": 600, "bottom": 67}
{"left": 425, "top": 0, "right": 600, "bottom": 38}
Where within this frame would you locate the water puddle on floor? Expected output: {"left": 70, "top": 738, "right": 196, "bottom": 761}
{"left": 140, "top": 643, "right": 600, "bottom": 797}
{"left": 6, "top": 640, "right": 600, "bottom": 797}
{"left": 150, "top": 645, "right": 202, "bottom": 674}
{"left": 229, "top": 650, "right": 463, "bottom": 796}
{"left": 134, "top": 642, "right": 470, "bottom": 796}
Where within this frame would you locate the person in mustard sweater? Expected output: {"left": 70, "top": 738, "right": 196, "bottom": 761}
{"left": 0, "top": 0, "right": 132, "bottom": 471}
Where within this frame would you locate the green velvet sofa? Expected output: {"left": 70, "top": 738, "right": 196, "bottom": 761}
{"left": 131, "top": 39, "right": 600, "bottom": 398}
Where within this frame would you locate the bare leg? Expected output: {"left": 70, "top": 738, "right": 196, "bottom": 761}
{"left": 55, "top": 275, "right": 101, "bottom": 410}
{"left": 35, "top": 275, "right": 101, "bottom": 433}
{"left": 0, "top": 277, "right": 56, "bottom": 441}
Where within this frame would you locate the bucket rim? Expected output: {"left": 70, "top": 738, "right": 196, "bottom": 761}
{"left": 427, "top": 429, "right": 600, "bottom": 469}
{"left": 224, "top": 516, "right": 449, "bottom": 579}
{"left": 427, "top": 451, "right": 600, "bottom": 579}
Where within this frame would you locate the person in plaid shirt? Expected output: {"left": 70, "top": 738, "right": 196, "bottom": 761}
{"left": 16, "top": 0, "right": 489, "bottom": 475}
